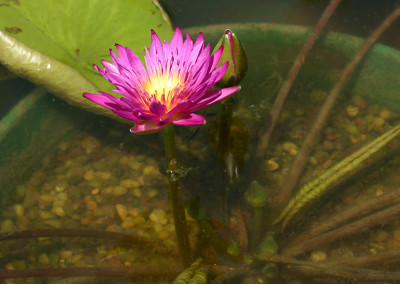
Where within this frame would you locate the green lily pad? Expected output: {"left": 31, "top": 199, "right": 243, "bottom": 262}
{"left": 0, "top": 0, "right": 173, "bottom": 119}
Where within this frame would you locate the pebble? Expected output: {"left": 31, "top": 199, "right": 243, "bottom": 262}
{"left": 44, "top": 220, "right": 62, "bottom": 228}
{"left": 71, "top": 254, "right": 83, "bottom": 264}
{"left": 143, "top": 165, "right": 158, "bottom": 175}
{"left": 120, "top": 179, "right": 140, "bottom": 188}
{"left": 345, "top": 124, "right": 359, "bottom": 135}
{"left": 128, "top": 208, "right": 140, "bottom": 217}
{"left": 116, "top": 204, "right": 128, "bottom": 220}
{"left": 112, "top": 186, "right": 128, "bottom": 197}
{"left": 59, "top": 250, "right": 73, "bottom": 259}
{"left": 375, "top": 188, "right": 384, "bottom": 197}
{"left": 147, "top": 188, "right": 159, "bottom": 199}
{"left": 158, "top": 230, "right": 170, "bottom": 240}
{"left": 265, "top": 159, "right": 279, "bottom": 171}
{"left": 393, "top": 228, "right": 400, "bottom": 242}
{"left": 14, "top": 204, "right": 24, "bottom": 217}
{"left": 66, "top": 166, "right": 84, "bottom": 184}
{"left": 40, "top": 211, "right": 56, "bottom": 220}
{"left": 40, "top": 194, "right": 55, "bottom": 203}
{"left": 379, "top": 109, "right": 391, "bottom": 120}
{"left": 149, "top": 209, "right": 168, "bottom": 225}
{"left": 310, "top": 250, "right": 327, "bottom": 262}
{"left": 346, "top": 105, "right": 359, "bottom": 117}
{"left": 38, "top": 253, "right": 50, "bottom": 264}
{"left": 86, "top": 200, "right": 98, "bottom": 211}
{"left": 134, "top": 216, "right": 146, "bottom": 225}
{"left": 370, "top": 117, "right": 385, "bottom": 131}
{"left": 84, "top": 170, "right": 95, "bottom": 181}
{"left": 96, "top": 171, "right": 112, "bottom": 180}
{"left": 81, "top": 136, "right": 101, "bottom": 153}
{"left": 133, "top": 188, "right": 142, "bottom": 198}
{"left": 1, "top": 219, "right": 14, "bottom": 232}
{"left": 121, "top": 216, "right": 136, "bottom": 229}
{"left": 282, "top": 142, "right": 298, "bottom": 156}
{"left": 51, "top": 206, "right": 66, "bottom": 217}
{"left": 81, "top": 216, "right": 93, "bottom": 225}
{"left": 55, "top": 183, "right": 67, "bottom": 192}
{"left": 129, "top": 161, "right": 142, "bottom": 170}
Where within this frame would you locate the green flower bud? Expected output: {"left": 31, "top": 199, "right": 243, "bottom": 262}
{"left": 213, "top": 29, "right": 248, "bottom": 87}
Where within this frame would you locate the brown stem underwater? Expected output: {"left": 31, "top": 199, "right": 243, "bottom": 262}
{"left": 288, "top": 187, "right": 400, "bottom": 246}
{"left": 282, "top": 203, "right": 400, "bottom": 257}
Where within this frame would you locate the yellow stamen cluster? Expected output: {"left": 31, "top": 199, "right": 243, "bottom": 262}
{"left": 145, "top": 72, "right": 180, "bottom": 106}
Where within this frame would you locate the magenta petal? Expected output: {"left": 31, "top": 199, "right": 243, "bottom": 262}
{"left": 130, "top": 121, "right": 168, "bottom": 133}
{"left": 149, "top": 99, "right": 166, "bottom": 116}
{"left": 170, "top": 27, "right": 183, "bottom": 50}
{"left": 192, "top": 86, "right": 240, "bottom": 111}
{"left": 172, "top": 113, "right": 206, "bottom": 126}
{"left": 101, "top": 60, "right": 119, "bottom": 73}
{"left": 83, "top": 93, "right": 119, "bottom": 110}
{"left": 150, "top": 30, "right": 163, "bottom": 59}
{"left": 112, "top": 109, "right": 139, "bottom": 121}
{"left": 211, "top": 46, "right": 224, "bottom": 70}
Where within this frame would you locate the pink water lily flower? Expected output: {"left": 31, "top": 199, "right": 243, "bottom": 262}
{"left": 83, "top": 27, "right": 240, "bottom": 133}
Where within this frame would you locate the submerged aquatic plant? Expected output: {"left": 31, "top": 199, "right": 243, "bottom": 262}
{"left": 83, "top": 27, "right": 240, "bottom": 133}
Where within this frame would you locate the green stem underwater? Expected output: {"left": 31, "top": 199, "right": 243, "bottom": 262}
{"left": 163, "top": 125, "right": 192, "bottom": 266}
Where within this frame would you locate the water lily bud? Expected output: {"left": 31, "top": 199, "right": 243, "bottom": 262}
{"left": 213, "top": 29, "right": 248, "bottom": 87}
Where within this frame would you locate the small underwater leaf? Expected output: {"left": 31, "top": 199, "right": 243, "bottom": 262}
{"left": 0, "top": 0, "right": 172, "bottom": 117}
{"left": 275, "top": 123, "right": 400, "bottom": 230}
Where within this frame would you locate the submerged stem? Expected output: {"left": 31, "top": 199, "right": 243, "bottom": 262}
{"left": 0, "top": 265, "right": 181, "bottom": 279}
{"left": 282, "top": 202, "right": 400, "bottom": 257}
{"left": 255, "top": 254, "right": 400, "bottom": 282}
{"left": 288, "top": 186, "right": 400, "bottom": 246}
{"left": 163, "top": 125, "right": 192, "bottom": 266}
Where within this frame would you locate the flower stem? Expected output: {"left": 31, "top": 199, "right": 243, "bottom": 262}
{"left": 163, "top": 125, "right": 192, "bottom": 266}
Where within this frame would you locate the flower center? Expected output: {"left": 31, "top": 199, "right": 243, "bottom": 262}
{"left": 145, "top": 73, "right": 180, "bottom": 104}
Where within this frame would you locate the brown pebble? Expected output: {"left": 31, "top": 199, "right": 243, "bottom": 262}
{"left": 86, "top": 201, "right": 98, "bottom": 210}
{"left": 116, "top": 204, "right": 128, "bottom": 220}
{"left": 81, "top": 217, "right": 93, "bottom": 225}
{"left": 265, "top": 159, "right": 279, "bottom": 171}
{"left": 84, "top": 170, "right": 95, "bottom": 181}
{"left": 393, "top": 228, "right": 400, "bottom": 242}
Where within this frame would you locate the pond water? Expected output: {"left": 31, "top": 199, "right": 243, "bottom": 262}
{"left": 1, "top": 2, "right": 400, "bottom": 284}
